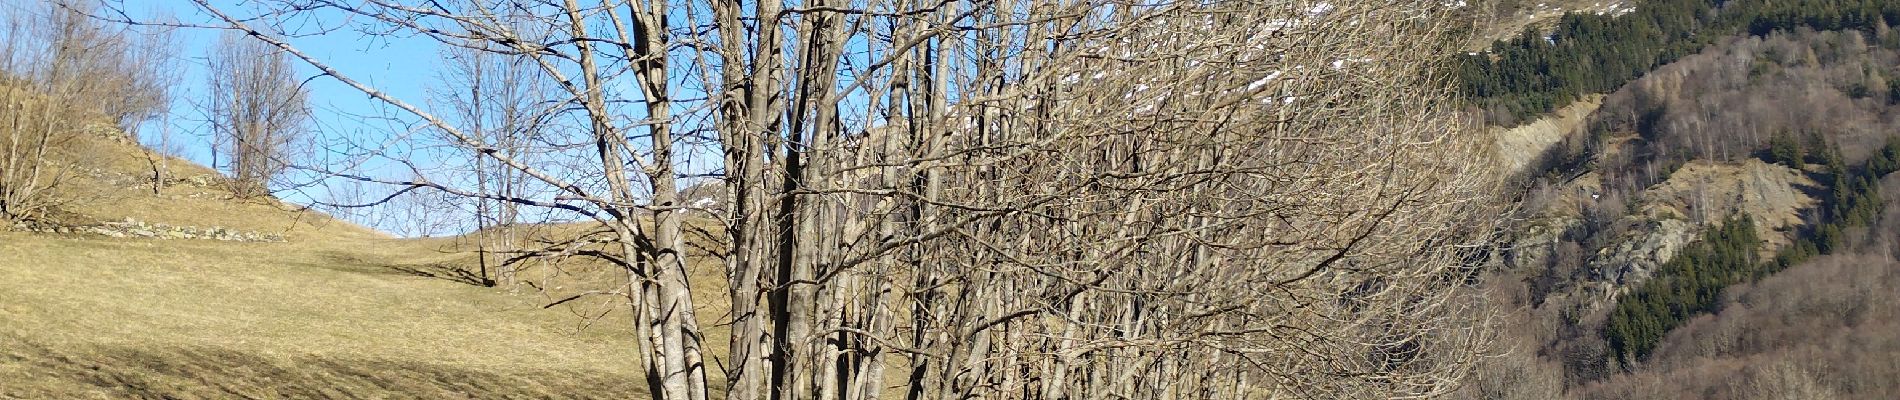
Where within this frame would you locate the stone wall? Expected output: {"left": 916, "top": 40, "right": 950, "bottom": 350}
{"left": 10, "top": 217, "right": 285, "bottom": 242}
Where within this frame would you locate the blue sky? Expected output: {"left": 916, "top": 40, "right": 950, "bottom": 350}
{"left": 125, "top": 1, "right": 738, "bottom": 236}
{"left": 138, "top": 1, "right": 439, "bottom": 172}
{"left": 107, "top": 1, "right": 482, "bottom": 234}
{"left": 120, "top": 1, "right": 435, "bottom": 149}
{"left": 59, "top": 0, "right": 895, "bottom": 235}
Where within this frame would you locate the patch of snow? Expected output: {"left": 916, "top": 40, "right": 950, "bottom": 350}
{"left": 1307, "top": 2, "right": 1334, "bottom": 15}
{"left": 1249, "top": 70, "right": 1283, "bottom": 91}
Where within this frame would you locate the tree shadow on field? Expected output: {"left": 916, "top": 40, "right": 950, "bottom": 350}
{"left": 307, "top": 249, "right": 494, "bottom": 287}
{"left": 0, "top": 332, "right": 645, "bottom": 399}
{"left": 386, "top": 262, "right": 495, "bottom": 287}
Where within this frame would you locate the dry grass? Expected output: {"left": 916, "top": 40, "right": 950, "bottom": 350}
{"left": 0, "top": 226, "right": 665, "bottom": 398}
{"left": 0, "top": 132, "right": 728, "bottom": 398}
{"left": 40, "top": 133, "right": 383, "bottom": 239}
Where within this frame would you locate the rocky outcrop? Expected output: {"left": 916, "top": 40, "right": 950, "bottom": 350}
{"left": 1503, "top": 160, "right": 1816, "bottom": 312}
{"left": 11, "top": 217, "right": 285, "bottom": 242}
{"left": 1638, "top": 160, "right": 1817, "bottom": 250}
{"left": 1590, "top": 218, "right": 1695, "bottom": 285}
{"left": 76, "top": 165, "right": 224, "bottom": 193}
{"left": 1494, "top": 95, "right": 1601, "bottom": 175}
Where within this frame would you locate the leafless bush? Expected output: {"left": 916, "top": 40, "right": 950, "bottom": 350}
{"left": 0, "top": 1, "right": 173, "bottom": 222}
{"left": 98, "top": 0, "right": 1505, "bottom": 398}
{"left": 1453, "top": 300, "right": 1565, "bottom": 400}
{"left": 0, "top": 81, "right": 77, "bottom": 223}
{"left": 206, "top": 30, "right": 306, "bottom": 198}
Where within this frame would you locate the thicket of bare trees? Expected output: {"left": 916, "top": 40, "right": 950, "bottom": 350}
{"left": 0, "top": 1, "right": 172, "bottom": 222}
{"left": 98, "top": 0, "right": 1503, "bottom": 398}
{"left": 427, "top": 30, "right": 556, "bottom": 285}
{"left": 206, "top": 30, "right": 306, "bottom": 199}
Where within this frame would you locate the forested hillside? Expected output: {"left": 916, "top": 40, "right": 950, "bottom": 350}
{"left": 1456, "top": 0, "right": 1900, "bottom": 125}
{"left": 1461, "top": 15, "right": 1900, "bottom": 399}
{"left": 1578, "top": 170, "right": 1900, "bottom": 399}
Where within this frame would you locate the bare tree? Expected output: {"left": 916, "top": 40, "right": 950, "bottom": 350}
{"left": 431, "top": 29, "right": 554, "bottom": 286}
{"left": 0, "top": 65, "right": 72, "bottom": 223}
{"left": 130, "top": 22, "right": 180, "bottom": 196}
{"left": 42, "top": 0, "right": 170, "bottom": 134}
{"left": 1, "top": 0, "right": 173, "bottom": 222}
{"left": 99, "top": 0, "right": 1503, "bottom": 398}
{"left": 206, "top": 29, "right": 305, "bottom": 198}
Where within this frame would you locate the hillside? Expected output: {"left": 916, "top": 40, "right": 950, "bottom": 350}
{"left": 0, "top": 132, "right": 675, "bottom": 397}
{"left": 1, "top": 0, "right": 1506, "bottom": 396}
{"left": 1463, "top": 0, "right": 1633, "bottom": 50}
{"left": 1493, "top": 94, "right": 1600, "bottom": 175}
{"left": 14, "top": 0, "right": 1900, "bottom": 397}
{"left": 1462, "top": 23, "right": 1900, "bottom": 398}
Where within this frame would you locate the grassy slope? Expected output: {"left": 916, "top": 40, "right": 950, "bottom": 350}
{"left": 0, "top": 135, "right": 670, "bottom": 398}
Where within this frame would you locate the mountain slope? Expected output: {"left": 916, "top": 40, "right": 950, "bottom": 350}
{"left": 0, "top": 131, "right": 664, "bottom": 398}
{"left": 1464, "top": 25, "right": 1900, "bottom": 398}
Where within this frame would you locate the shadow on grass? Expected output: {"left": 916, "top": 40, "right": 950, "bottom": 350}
{"left": 307, "top": 249, "right": 494, "bottom": 287}
{"left": 386, "top": 262, "right": 495, "bottom": 287}
{"left": 0, "top": 332, "right": 645, "bottom": 399}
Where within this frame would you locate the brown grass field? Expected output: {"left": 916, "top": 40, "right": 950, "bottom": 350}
{"left": 0, "top": 134, "right": 742, "bottom": 398}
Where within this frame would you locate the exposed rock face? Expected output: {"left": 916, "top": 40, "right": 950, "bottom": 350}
{"left": 1591, "top": 218, "right": 1695, "bottom": 286}
{"left": 1505, "top": 159, "right": 1816, "bottom": 312}
{"left": 1638, "top": 160, "right": 1817, "bottom": 250}
{"left": 1498, "top": 171, "right": 1599, "bottom": 275}
{"left": 1580, "top": 159, "right": 1815, "bottom": 290}
{"left": 1494, "top": 96, "right": 1601, "bottom": 175}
